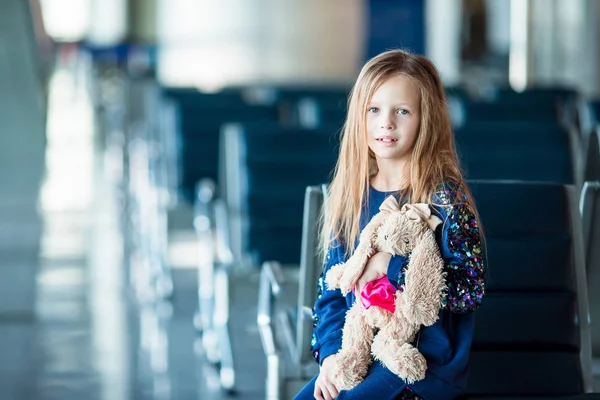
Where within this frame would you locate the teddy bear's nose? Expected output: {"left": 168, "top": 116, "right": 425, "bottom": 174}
{"left": 403, "top": 239, "right": 409, "bottom": 244}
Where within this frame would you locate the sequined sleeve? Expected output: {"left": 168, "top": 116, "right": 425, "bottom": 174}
{"left": 434, "top": 182, "right": 485, "bottom": 314}
{"left": 310, "top": 242, "right": 348, "bottom": 364}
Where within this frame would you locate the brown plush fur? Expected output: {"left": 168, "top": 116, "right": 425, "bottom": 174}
{"left": 324, "top": 196, "right": 446, "bottom": 390}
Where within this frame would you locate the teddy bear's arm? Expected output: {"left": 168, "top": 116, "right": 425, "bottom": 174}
{"left": 401, "top": 231, "right": 446, "bottom": 327}
{"left": 336, "top": 211, "right": 389, "bottom": 294}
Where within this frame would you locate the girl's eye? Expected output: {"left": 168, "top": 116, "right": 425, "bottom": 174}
{"left": 397, "top": 109, "right": 409, "bottom": 115}
{"left": 368, "top": 107, "right": 379, "bottom": 113}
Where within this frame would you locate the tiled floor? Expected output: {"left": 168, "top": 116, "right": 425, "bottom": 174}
{"left": 24, "top": 58, "right": 269, "bottom": 400}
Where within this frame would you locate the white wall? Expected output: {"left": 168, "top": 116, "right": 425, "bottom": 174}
{"left": 510, "top": 0, "right": 599, "bottom": 94}
{"left": 425, "top": 0, "right": 462, "bottom": 86}
{"left": 581, "top": 0, "right": 600, "bottom": 96}
{"left": 157, "top": 0, "right": 366, "bottom": 89}
{"left": 485, "top": 0, "right": 511, "bottom": 55}
{"left": 87, "top": 0, "right": 128, "bottom": 45}
{"left": 39, "top": 0, "right": 91, "bottom": 41}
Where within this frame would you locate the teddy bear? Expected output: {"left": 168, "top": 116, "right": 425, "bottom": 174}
{"left": 324, "top": 195, "right": 446, "bottom": 390}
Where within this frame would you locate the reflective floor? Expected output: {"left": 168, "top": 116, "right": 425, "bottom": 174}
{"left": 19, "top": 55, "right": 266, "bottom": 400}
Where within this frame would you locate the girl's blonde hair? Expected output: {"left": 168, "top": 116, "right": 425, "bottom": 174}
{"left": 322, "top": 49, "right": 478, "bottom": 255}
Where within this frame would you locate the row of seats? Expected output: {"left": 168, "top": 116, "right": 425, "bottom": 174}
{"left": 231, "top": 117, "right": 575, "bottom": 266}
{"left": 467, "top": 182, "right": 591, "bottom": 395}
{"left": 163, "top": 86, "right": 348, "bottom": 391}
{"left": 167, "top": 84, "right": 580, "bottom": 192}
{"left": 168, "top": 83, "right": 582, "bottom": 270}
{"left": 300, "top": 86, "right": 579, "bottom": 185}
{"left": 160, "top": 83, "right": 600, "bottom": 396}
{"left": 163, "top": 86, "right": 349, "bottom": 203}
{"left": 207, "top": 84, "right": 579, "bottom": 267}
{"left": 457, "top": 86, "right": 574, "bottom": 124}
{"left": 454, "top": 120, "right": 574, "bottom": 183}
{"left": 162, "top": 88, "right": 281, "bottom": 202}
{"left": 262, "top": 181, "right": 597, "bottom": 398}
{"left": 93, "top": 69, "right": 179, "bottom": 395}
{"left": 579, "top": 96, "right": 600, "bottom": 368}
{"left": 221, "top": 122, "right": 338, "bottom": 265}
{"left": 250, "top": 86, "right": 600, "bottom": 398}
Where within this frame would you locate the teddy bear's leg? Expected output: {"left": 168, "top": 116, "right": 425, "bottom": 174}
{"left": 370, "top": 316, "right": 427, "bottom": 385}
{"left": 331, "top": 302, "right": 374, "bottom": 391}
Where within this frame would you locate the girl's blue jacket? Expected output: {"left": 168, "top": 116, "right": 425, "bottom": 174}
{"left": 311, "top": 182, "right": 486, "bottom": 400}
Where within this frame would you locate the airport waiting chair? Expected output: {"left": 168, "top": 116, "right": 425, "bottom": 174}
{"left": 461, "top": 100, "right": 560, "bottom": 124}
{"left": 295, "top": 96, "right": 347, "bottom": 130}
{"left": 258, "top": 185, "right": 326, "bottom": 399}
{"left": 577, "top": 99, "right": 600, "bottom": 181}
{"left": 220, "top": 122, "right": 338, "bottom": 268}
{"left": 193, "top": 119, "right": 336, "bottom": 392}
{"left": 260, "top": 181, "right": 598, "bottom": 399}
{"left": 580, "top": 181, "right": 600, "bottom": 360}
{"left": 454, "top": 121, "right": 575, "bottom": 185}
{"left": 584, "top": 128, "right": 600, "bottom": 182}
{"left": 463, "top": 181, "right": 595, "bottom": 397}
{"left": 163, "top": 88, "right": 280, "bottom": 202}
{"left": 274, "top": 86, "right": 349, "bottom": 126}
{"left": 457, "top": 86, "right": 577, "bottom": 131}
{"left": 578, "top": 98, "right": 600, "bottom": 136}
{"left": 192, "top": 179, "right": 236, "bottom": 393}
{"left": 496, "top": 86, "right": 577, "bottom": 124}
{"left": 126, "top": 79, "right": 175, "bottom": 301}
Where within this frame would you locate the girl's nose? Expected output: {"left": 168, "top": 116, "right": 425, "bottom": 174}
{"left": 381, "top": 115, "right": 395, "bottom": 130}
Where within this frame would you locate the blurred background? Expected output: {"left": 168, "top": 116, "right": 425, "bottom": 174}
{"left": 2, "top": 0, "right": 600, "bottom": 399}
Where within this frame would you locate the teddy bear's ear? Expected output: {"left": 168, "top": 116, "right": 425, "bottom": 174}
{"left": 379, "top": 195, "right": 401, "bottom": 213}
{"left": 401, "top": 203, "right": 442, "bottom": 231}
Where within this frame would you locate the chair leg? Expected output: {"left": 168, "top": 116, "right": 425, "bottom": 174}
{"left": 215, "top": 267, "right": 235, "bottom": 392}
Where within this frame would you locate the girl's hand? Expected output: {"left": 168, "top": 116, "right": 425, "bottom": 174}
{"left": 355, "top": 251, "right": 391, "bottom": 295}
{"left": 314, "top": 355, "right": 339, "bottom": 400}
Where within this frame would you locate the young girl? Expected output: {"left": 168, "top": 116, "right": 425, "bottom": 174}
{"left": 294, "top": 50, "right": 485, "bottom": 400}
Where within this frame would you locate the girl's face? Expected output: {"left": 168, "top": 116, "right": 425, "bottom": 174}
{"left": 366, "top": 74, "right": 421, "bottom": 164}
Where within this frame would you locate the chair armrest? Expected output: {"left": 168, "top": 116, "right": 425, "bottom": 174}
{"left": 213, "top": 198, "right": 234, "bottom": 266}
{"left": 258, "top": 261, "right": 286, "bottom": 354}
{"left": 257, "top": 261, "right": 287, "bottom": 399}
